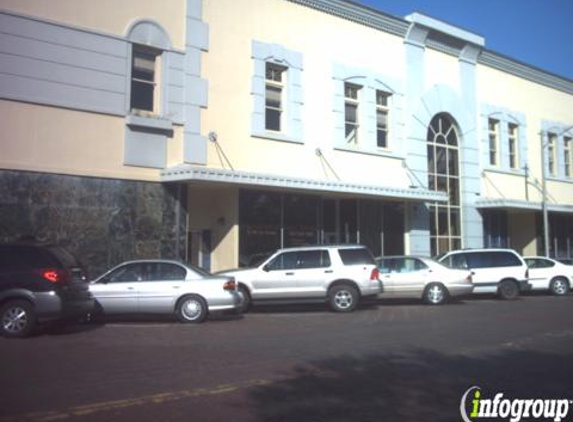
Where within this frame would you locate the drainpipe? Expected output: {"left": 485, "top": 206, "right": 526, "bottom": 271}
{"left": 540, "top": 131, "right": 550, "bottom": 257}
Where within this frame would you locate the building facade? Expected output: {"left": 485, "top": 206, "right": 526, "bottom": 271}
{"left": 1, "top": 0, "right": 572, "bottom": 276}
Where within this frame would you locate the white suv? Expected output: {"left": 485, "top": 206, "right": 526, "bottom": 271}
{"left": 218, "top": 245, "right": 381, "bottom": 312}
{"left": 437, "top": 248, "right": 531, "bottom": 300}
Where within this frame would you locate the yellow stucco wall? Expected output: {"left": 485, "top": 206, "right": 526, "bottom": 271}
{"left": 0, "top": 100, "right": 183, "bottom": 181}
{"left": 203, "top": 0, "right": 410, "bottom": 188}
{"left": 187, "top": 185, "right": 239, "bottom": 271}
{"left": 0, "top": 0, "right": 186, "bottom": 49}
{"left": 477, "top": 65, "right": 573, "bottom": 206}
{"left": 509, "top": 212, "right": 538, "bottom": 256}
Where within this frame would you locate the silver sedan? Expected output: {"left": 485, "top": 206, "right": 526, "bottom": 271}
{"left": 90, "top": 260, "right": 242, "bottom": 323}
{"left": 376, "top": 256, "right": 474, "bottom": 305}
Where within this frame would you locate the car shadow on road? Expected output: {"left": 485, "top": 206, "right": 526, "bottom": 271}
{"left": 248, "top": 348, "right": 573, "bottom": 422}
{"left": 32, "top": 320, "right": 105, "bottom": 337}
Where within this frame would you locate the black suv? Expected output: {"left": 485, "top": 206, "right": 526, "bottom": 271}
{"left": 0, "top": 244, "right": 94, "bottom": 338}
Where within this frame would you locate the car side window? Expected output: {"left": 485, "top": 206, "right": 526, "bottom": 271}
{"left": 266, "top": 252, "right": 298, "bottom": 271}
{"left": 490, "top": 252, "right": 521, "bottom": 267}
{"left": 377, "top": 259, "right": 392, "bottom": 274}
{"left": 532, "top": 259, "right": 554, "bottom": 268}
{"left": 107, "top": 264, "right": 145, "bottom": 283}
{"left": 154, "top": 263, "right": 187, "bottom": 281}
{"left": 449, "top": 253, "right": 469, "bottom": 270}
{"left": 294, "top": 250, "right": 331, "bottom": 269}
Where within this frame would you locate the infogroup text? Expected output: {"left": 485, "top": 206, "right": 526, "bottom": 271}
{"left": 460, "top": 386, "right": 572, "bottom": 422}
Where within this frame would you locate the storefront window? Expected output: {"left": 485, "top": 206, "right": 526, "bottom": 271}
{"left": 284, "top": 194, "right": 319, "bottom": 247}
{"left": 239, "top": 191, "right": 281, "bottom": 267}
{"left": 238, "top": 190, "right": 404, "bottom": 266}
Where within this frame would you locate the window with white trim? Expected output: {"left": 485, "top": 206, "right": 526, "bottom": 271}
{"left": 265, "top": 63, "right": 286, "bottom": 132}
{"left": 130, "top": 45, "right": 161, "bottom": 114}
{"left": 488, "top": 118, "right": 499, "bottom": 166}
{"left": 344, "top": 83, "right": 360, "bottom": 145}
{"left": 565, "top": 136, "right": 572, "bottom": 178}
{"left": 376, "top": 90, "right": 391, "bottom": 149}
{"left": 508, "top": 123, "right": 519, "bottom": 169}
{"left": 547, "top": 132, "right": 557, "bottom": 176}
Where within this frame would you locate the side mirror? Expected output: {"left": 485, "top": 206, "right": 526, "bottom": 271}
{"left": 262, "top": 265, "right": 270, "bottom": 273}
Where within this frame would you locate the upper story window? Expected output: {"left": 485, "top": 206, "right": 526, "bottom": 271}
{"left": 547, "top": 132, "right": 557, "bottom": 176}
{"left": 251, "top": 41, "right": 303, "bottom": 143}
{"left": 376, "top": 90, "right": 391, "bottom": 149}
{"left": 564, "top": 136, "right": 572, "bottom": 178}
{"left": 344, "top": 83, "right": 361, "bottom": 144}
{"left": 508, "top": 123, "right": 519, "bottom": 169}
{"left": 265, "top": 63, "right": 286, "bottom": 132}
{"left": 488, "top": 118, "right": 500, "bottom": 166}
{"left": 130, "top": 45, "right": 161, "bottom": 114}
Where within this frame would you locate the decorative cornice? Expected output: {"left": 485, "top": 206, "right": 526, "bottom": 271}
{"left": 161, "top": 165, "right": 448, "bottom": 202}
{"left": 285, "top": 0, "right": 409, "bottom": 37}
{"left": 478, "top": 51, "right": 573, "bottom": 95}
{"left": 283, "top": 0, "right": 573, "bottom": 94}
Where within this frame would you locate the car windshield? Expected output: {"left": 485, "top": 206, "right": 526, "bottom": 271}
{"left": 423, "top": 257, "right": 450, "bottom": 270}
{"left": 250, "top": 252, "right": 272, "bottom": 268}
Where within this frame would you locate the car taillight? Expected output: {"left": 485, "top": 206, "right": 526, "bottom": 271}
{"left": 370, "top": 268, "right": 379, "bottom": 280}
{"left": 223, "top": 279, "right": 236, "bottom": 291}
{"left": 40, "top": 269, "right": 70, "bottom": 284}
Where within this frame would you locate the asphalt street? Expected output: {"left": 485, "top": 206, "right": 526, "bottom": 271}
{"left": 1, "top": 294, "right": 572, "bottom": 422}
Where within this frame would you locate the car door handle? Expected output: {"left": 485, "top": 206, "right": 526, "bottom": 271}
{"left": 324, "top": 270, "right": 333, "bottom": 274}
{"left": 172, "top": 286, "right": 180, "bottom": 289}
{"left": 127, "top": 287, "right": 135, "bottom": 290}
{"left": 285, "top": 272, "right": 294, "bottom": 276}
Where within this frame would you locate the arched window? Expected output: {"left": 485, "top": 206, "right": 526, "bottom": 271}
{"left": 427, "top": 113, "right": 461, "bottom": 255}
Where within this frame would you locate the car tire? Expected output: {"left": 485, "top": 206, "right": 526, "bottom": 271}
{"left": 423, "top": 283, "right": 448, "bottom": 305}
{"left": 237, "top": 285, "right": 251, "bottom": 313}
{"left": 0, "top": 300, "right": 37, "bottom": 338}
{"left": 550, "top": 278, "right": 569, "bottom": 296}
{"left": 498, "top": 280, "right": 519, "bottom": 300}
{"left": 176, "top": 295, "right": 208, "bottom": 323}
{"left": 328, "top": 285, "right": 358, "bottom": 313}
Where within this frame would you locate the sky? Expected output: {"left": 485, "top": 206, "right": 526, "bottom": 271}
{"left": 353, "top": 0, "right": 573, "bottom": 81}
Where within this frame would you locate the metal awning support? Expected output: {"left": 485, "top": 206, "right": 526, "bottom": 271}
{"left": 161, "top": 165, "right": 449, "bottom": 202}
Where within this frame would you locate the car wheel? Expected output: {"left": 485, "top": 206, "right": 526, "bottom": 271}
{"left": 0, "top": 300, "right": 37, "bottom": 338}
{"left": 550, "top": 278, "right": 569, "bottom": 296}
{"left": 176, "top": 295, "right": 207, "bottom": 323}
{"left": 423, "top": 283, "right": 448, "bottom": 305}
{"left": 237, "top": 285, "right": 251, "bottom": 313}
{"left": 498, "top": 280, "right": 519, "bottom": 300}
{"left": 328, "top": 285, "right": 358, "bottom": 313}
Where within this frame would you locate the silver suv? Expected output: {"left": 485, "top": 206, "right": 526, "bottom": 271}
{"left": 218, "top": 245, "right": 381, "bottom": 312}
{"left": 437, "top": 248, "right": 530, "bottom": 300}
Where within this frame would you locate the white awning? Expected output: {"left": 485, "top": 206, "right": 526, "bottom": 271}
{"left": 476, "top": 198, "right": 573, "bottom": 214}
{"left": 161, "top": 165, "right": 448, "bottom": 202}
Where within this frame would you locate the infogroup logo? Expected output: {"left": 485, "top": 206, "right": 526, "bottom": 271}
{"left": 460, "top": 386, "right": 572, "bottom": 422}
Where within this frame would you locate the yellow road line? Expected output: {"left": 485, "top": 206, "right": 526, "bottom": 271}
{"left": 0, "top": 371, "right": 327, "bottom": 422}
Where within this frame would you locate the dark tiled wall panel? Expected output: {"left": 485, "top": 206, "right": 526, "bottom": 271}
{"left": 0, "top": 170, "right": 187, "bottom": 278}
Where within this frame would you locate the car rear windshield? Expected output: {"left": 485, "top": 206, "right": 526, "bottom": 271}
{"left": 0, "top": 245, "right": 60, "bottom": 270}
{"left": 338, "top": 248, "right": 375, "bottom": 265}
{"left": 47, "top": 246, "right": 81, "bottom": 268}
